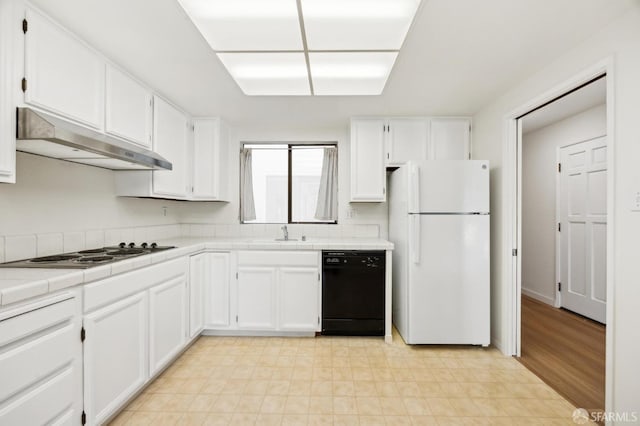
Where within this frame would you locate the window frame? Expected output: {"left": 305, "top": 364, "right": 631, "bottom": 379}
{"left": 240, "top": 142, "right": 338, "bottom": 225}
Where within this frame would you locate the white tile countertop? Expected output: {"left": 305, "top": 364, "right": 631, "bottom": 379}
{"left": 0, "top": 237, "right": 393, "bottom": 307}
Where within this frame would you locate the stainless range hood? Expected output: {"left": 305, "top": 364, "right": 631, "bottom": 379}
{"left": 16, "top": 107, "right": 172, "bottom": 170}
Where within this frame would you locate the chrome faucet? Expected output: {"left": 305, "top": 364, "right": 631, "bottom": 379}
{"left": 281, "top": 225, "right": 289, "bottom": 241}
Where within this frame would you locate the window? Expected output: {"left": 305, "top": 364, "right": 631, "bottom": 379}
{"left": 241, "top": 143, "right": 338, "bottom": 224}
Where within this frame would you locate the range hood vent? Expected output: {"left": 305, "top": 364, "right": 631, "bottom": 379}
{"left": 16, "top": 107, "right": 172, "bottom": 170}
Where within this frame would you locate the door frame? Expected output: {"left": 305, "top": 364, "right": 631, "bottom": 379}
{"left": 502, "top": 57, "right": 615, "bottom": 412}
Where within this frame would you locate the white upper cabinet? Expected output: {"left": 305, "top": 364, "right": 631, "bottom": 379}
{"left": 192, "top": 118, "right": 229, "bottom": 201}
{"left": 152, "top": 96, "right": 189, "bottom": 198}
{"left": 105, "top": 64, "right": 153, "bottom": 148}
{"left": 429, "top": 117, "right": 471, "bottom": 160}
{"left": 350, "top": 118, "right": 386, "bottom": 202}
{"left": 0, "top": 0, "right": 17, "bottom": 183}
{"left": 23, "top": 8, "right": 104, "bottom": 129}
{"left": 386, "top": 118, "right": 429, "bottom": 166}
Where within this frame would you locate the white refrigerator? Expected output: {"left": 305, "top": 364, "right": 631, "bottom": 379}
{"left": 389, "top": 160, "right": 490, "bottom": 345}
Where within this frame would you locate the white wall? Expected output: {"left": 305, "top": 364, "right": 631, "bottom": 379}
{"left": 178, "top": 125, "right": 389, "bottom": 238}
{"left": 521, "top": 104, "right": 606, "bottom": 305}
{"left": 473, "top": 7, "right": 640, "bottom": 415}
{"left": 0, "top": 152, "right": 181, "bottom": 237}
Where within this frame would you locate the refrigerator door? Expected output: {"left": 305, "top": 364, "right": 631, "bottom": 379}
{"left": 408, "top": 160, "right": 489, "bottom": 213}
{"left": 407, "top": 214, "right": 490, "bottom": 345}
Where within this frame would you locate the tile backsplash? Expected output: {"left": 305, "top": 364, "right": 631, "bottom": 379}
{"left": 0, "top": 223, "right": 381, "bottom": 263}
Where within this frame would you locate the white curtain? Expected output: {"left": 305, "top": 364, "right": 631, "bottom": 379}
{"left": 240, "top": 148, "right": 256, "bottom": 221}
{"left": 314, "top": 147, "right": 338, "bottom": 221}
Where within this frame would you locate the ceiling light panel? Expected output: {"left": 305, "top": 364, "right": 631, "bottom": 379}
{"left": 301, "top": 0, "right": 421, "bottom": 50}
{"left": 177, "top": 0, "right": 302, "bottom": 51}
{"left": 217, "top": 53, "right": 310, "bottom": 95}
{"left": 309, "top": 52, "right": 398, "bottom": 96}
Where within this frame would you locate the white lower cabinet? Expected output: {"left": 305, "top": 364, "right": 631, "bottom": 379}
{"left": 232, "top": 251, "right": 320, "bottom": 333}
{"left": 83, "top": 292, "right": 148, "bottom": 425}
{"left": 189, "top": 253, "right": 207, "bottom": 337}
{"left": 204, "top": 252, "right": 231, "bottom": 329}
{"left": 149, "top": 276, "right": 187, "bottom": 376}
{"left": 0, "top": 292, "right": 82, "bottom": 426}
{"left": 237, "top": 266, "right": 278, "bottom": 330}
{"left": 279, "top": 267, "right": 321, "bottom": 332}
{"left": 82, "top": 257, "right": 188, "bottom": 425}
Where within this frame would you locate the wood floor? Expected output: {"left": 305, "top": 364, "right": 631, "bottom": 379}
{"left": 519, "top": 295, "right": 605, "bottom": 416}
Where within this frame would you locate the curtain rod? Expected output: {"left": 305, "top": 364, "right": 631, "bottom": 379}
{"left": 243, "top": 146, "right": 337, "bottom": 151}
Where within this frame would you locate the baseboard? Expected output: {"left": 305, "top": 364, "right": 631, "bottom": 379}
{"left": 522, "top": 288, "right": 555, "bottom": 306}
{"left": 201, "top": 329, "right": 316, "bottom": 337}
{"left": 491, "top": 334, "right": 504, "bottom": 354}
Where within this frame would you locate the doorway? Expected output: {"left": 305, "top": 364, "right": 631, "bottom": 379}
{"left": 516, "top": 75, "right": 608, "bottom": 414}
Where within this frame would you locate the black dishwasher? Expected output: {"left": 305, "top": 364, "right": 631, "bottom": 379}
{"left": 322, "top": 251, "right": 385, "bottom": 336}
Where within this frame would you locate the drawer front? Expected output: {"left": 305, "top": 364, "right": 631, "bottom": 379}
{"left": 84, "top": 257, "right": 188, "bottom": 312}
{"left": 237, "top": 251, "right": 318, "bottom": 267}
{"left": 0, "top": 367, "right": 76, "bottom": 425}
{"left": 0, "top": 296, "right": 76, "bottom": 347}
{"left": 0, "top": 322, "right": 76, "bottom": 402}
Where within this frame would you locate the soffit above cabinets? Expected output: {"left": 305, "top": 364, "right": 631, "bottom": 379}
{"left": 177, "top": 0, "right": 421, "bottom": 96}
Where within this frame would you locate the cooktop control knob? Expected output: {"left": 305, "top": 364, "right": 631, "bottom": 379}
{"left": 141, "top": 242, "right": 148, "bottom": 249}
{"left": 128, "top": 242, "right": 136, "bottom": 248}
{"left": 151, "top": 243, "right": 158, "bottom": 249}
{"left": 119, "top": 242, "right": 126, "bottom": 248}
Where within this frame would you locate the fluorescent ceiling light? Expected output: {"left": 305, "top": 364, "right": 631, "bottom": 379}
{"left": 301, "top": 0, "right": 421, "bottom": 50}
{"left": 309, "top": 52, "right": 398, "bottom": 96}
{"left": 177, "top": 0, "right": 421, "bottom": 95}
{"left": 177, "top": 0, "right": 302, "bottom": 50}
{"left": 217, "top": 53, "right": 310, "bottom": 96}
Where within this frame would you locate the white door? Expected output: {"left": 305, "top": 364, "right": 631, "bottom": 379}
{"left": 105, "top": 64, "right": 152, "bottom": 148}
{"left": 149, "top": 275, "right": 187, "bottom": 376}
{"left": 386, "top": 118, "right": 429, "bottom": 166}
{"left": 24, "top": 8, "right": 104, "bottom": 129}
{"left": 206, "top": 252, "right": 231, "bottom": 328}
{"left": 152, "top": 96, "right": 188, "bottom": 198}
{"left": 279, "top": 267, "right": 320, "bottom": 331}
{"left": 558, "top": 137, "right": 607, "bottom": 323}
{"left": 83, "top": 293, "right": 148, "bottom": 425}
{"left": 236, "top": 267, "right": 277, "bottom": 330}
{"left": 350, "top": 118, "right": 386, "bottom": 201}
{"left": 407, "top": 214, "right": 490, "bottom": 345}
{"left": 429, "top": 118, "right": 471, "bottom": 160}
{"left": 188, "top": 253, "right": 207, "bottom": 338}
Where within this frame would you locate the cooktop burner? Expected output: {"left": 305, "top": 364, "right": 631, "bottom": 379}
{"left": 0, "top": 242, "right": 176, "bottom": 269}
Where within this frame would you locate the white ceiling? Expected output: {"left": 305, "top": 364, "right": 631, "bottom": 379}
{"left": 28, "top": 0, "right": 637, "bottom": 130}
{"left": 522, "top": 77, "right": 606, "bottom": 134}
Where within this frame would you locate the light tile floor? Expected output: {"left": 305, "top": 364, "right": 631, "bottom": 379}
{"left": 109, "top": 332, "right": 582, "bottom": 425}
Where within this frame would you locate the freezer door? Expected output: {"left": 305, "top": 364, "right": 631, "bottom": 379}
{"left": 407, "top": 214, "right": 490, "bottom": 345}
{"left": 408, "top": 160, "right": 489, "bottom": 213}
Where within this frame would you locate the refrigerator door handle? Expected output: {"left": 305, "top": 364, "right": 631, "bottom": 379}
{"left": 410, "top": 215, "right": 421, "bottom": 264}
{"left": 409, "top": 164, "right": 420, "bottom": 212}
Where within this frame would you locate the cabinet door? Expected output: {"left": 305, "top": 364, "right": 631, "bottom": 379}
{"left": 83, "top": 292, "right": 148, "bottom": 425}
{"left": 23, "top": 8, "right": 104, "bottom": 129}
{"left": 429, "top": 118, "right": 471, "bottom": 160}
{"left": 206, "top": 252, "right": 231, "bottom": 329}
{"left": 386, "top": 118, "right": 429, "bottom": 166}
{"left": 105, "top": 64, "right": 152, "bottom": 148}
{"left": 192, "top": 119, "right": 228, "bottom": 200}
{"left": 0, "top": 1, "right": 16, "bottom": 183}
{"left": 236, "top": 267, "right": 277, "bottom": 330}
{"left": 350, "top": 118, "right": 386, "bottom": 201}
{"left": 279, "top": 267, "right": 320, "bottom": 331}
{"left": 152, "top": 96, "right": 188, "bottom": 198}
{"left": 188, "top": 253, "right": 207, "bottom": 338}
{"left": 149, "top": 275, "right": 187, "bottom": 376}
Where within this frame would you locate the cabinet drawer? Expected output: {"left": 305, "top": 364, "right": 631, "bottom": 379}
{"left": 0, "top": 296, "right": 75, "bottom": 346}
{"left": 0, "top": 366, "right": 75, "bottom": 425}
{"left": 237, "top": 251, "right": 318, "bottom": 267}
{"left": 84, "top": 257, "right": 188, "bottom": 312}
{"left": 0, "top": 321, "right": 75, "bottom": 402}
